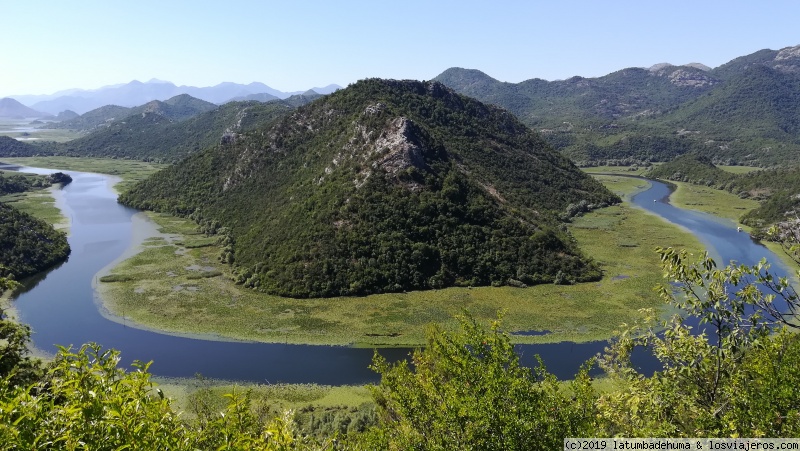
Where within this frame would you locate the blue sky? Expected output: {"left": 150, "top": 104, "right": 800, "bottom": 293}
{"left": 2, "top": 0, "right": 799, "bottom": 97}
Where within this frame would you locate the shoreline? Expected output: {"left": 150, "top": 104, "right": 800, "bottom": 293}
{"left": 90, "top": 211, "right": 265, "bottom": 344}
{"left": 8, "top": 161, "right": 715, "bottom": 349}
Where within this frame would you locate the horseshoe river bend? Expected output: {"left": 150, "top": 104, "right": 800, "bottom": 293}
{"left": 2, "top": 164, "right": 794, "bottom": 384}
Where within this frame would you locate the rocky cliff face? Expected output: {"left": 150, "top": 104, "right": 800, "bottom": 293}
{"left": 648, "top": 64, "right": 719, "bottom": 87}
{"left": 773, "top": 45, "right": 800, "bottom": 73}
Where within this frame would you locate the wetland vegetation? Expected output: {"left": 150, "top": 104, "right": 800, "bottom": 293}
{"left": 95, "top": 171, "right": 702, "bottom": 346}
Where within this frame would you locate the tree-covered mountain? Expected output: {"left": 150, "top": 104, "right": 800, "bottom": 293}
{"left": 120, "top": 79, "right": 619, "bottom": 297}
{"left": 434, "top": 65, "right": 717, "bottom": 129}
{"left": 279, "top": 91, "right": 324, "bottom": 107}
{"left": 656, "top": 65, "right": 800, "bottom": 155}
{"left": 42, "top": 101, "right": 292, "bottom": 162}
{"left": 0, "top": 168, "right": 72, "bottom": 281}
{"left": 433, "top": 65, "right": 718, "bottom": 164}
{"left": 435, "top": 45, "right": 800, "bottom": 166}
{"left": 45, "top": 104, "right": 133, "bottom": 131}
{"left": 0, "top": 171, "right": 70, "bottom": 196}
{"left": 46, "top": 94, "right": 217, "bottom": 132}
{"left": 224, "top": 92, "right": 280, "bottom": 103}
{"left": 54, "top": 109, "right": 79, "bottom": 121}
{"left": 126, "top": 94, "right": 217, "bottom": 121}
{"left": 712, "top": 45, "right": 800, "bottom": 80}
{"left": 25, "top": 94, "right": 324, "bottom": 162}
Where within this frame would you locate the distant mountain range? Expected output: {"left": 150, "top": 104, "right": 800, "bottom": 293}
{"left": 0, "top": 98, "right": 50, "bottom": 118}
{"left": 434, "top": 44, "right": 800, "bottom": 166}
{"left": 10, "top": 91, "right": 325, "bottom": 163}
{"left": 8, "top": 80, "right": 342, "bottom": 115}
{"left": 52, "top": 99, "right": 293, "bottom": 162}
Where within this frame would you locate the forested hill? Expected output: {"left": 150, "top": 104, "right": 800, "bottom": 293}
{"left": 45, "top": 94, "right": 217, "bottom": 132}
{"left": 45, "top": 105, "right": 133, "bottom": 131}
{"left": 658, "top": 65, "right": 800, "bottom": 147}
{"left": 435, "top": 45, "right": 800, "bottom": 166}
{"left": 0, "top": 136, "right": 42, "bottom": 157}
{"left": 0, "top": 203, "right": 70, "bottom": 281}
{"left": 120, "top": 78, "right": 619, "bottom": 298}
{"left": 30, "top": 101, "right": 293, "bottom": 163}
{"left": 434, "top": 65, "right": 715, "bottom": 129}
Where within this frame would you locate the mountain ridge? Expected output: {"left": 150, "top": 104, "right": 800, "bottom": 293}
{"left": 434, "top": 44, "right": 800, "bottom": 166}
{"left": 10, "top": 80, "right": 343, "bottom": 115}
{"left": 0, "top": 98, "right": 50, "bottom": 118}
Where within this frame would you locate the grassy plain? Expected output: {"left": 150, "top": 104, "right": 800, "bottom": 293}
{"left": 97, "top": 173, "right": 704, "bottom": 346}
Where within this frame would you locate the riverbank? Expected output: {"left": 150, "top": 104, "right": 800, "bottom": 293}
{"left": 7, "top": 157, "right": 776, "bottom": 349}
{"left": 0, "top": 157, "right": 167, "bottom": 194}
{"left": 95, "top": 172, "right": 704, "bottom": 347}
{"left": 583, "top": 166, "right": 800, "bottom": 275}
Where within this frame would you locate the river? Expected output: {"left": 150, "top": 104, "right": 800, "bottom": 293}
{"left": 2, "top": 165, "right": 794, "bottom": 384}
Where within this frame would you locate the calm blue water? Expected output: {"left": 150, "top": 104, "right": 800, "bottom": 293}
{"left": 3, "top": 166, "right": 793, "bottom": 383}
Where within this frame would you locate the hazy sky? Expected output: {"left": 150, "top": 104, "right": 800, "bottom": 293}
{"left": 2, "top": 0, "right": 799, "bottom": 97}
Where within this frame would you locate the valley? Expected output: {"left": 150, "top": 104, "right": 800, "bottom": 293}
{"left": 3, "top": 157, "right": 785, "bottom": 355}
{"left": 2, "top": 70, "right": 798, "bottom": 367}
{"left": 2, "top": 40, "right": 800, "bottom": 445}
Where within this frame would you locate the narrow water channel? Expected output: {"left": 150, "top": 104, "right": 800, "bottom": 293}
{"left": 3, "top": 165, "right": 794, "bottom": 383}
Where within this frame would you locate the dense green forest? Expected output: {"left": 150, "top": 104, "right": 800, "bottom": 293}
{"left": 648, "top": 154, "right": 800, "bottom": 233}
{"left": 436, "top": 45, "right": 800, "bottom": 166}
{"left": 0, "top": 136, "right": 42, "bottom": 157}
{"left": 0, "top": 170, "right": 71, "bottom": 280}
{"left": 120, "top": 79, "right": 619, "bottom": 297}
{"left": 0, "top": 202, "right": 69, "bottom": 280}
{"left": 1, "top": 247, "right": 799, "bottom": 448}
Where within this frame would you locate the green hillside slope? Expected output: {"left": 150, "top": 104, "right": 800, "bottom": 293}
{"left": 42, "top": 101, "right": 292, "bottom": 162}
{"left": 120, "top": 79, "right": 619, "bottom": 297}
{"left": 436, "top": 46, "right": 800, "bottom": 166}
